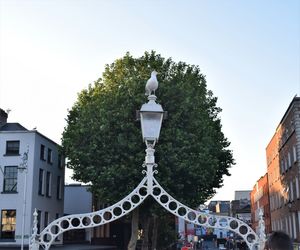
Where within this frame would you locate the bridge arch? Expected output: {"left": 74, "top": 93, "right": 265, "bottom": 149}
{"left": 30, "top": 165, "right": 262, "bottom": 250}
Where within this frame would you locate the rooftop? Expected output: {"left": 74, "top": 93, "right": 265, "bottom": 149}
{"left": 0, "top": 122, "right": 28, "bottom": 131}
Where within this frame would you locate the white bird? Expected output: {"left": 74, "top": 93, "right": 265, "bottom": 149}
{"left": 145, "top": 71, "right": 158, "bottom": 96}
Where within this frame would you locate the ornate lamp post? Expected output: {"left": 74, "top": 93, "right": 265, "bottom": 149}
{"left": 29, "top": 71, "right": 261, "bottom": 250}
{"left": 258, "top": 208, "right": 267, "bottom": 250}
{"left": 138, "top": 74, "right": 165, "bottom": 195}
{"left": 18, "top": 146, "right": 29, "bottom": 250}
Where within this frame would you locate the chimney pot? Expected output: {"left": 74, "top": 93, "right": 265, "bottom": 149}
{"left": 0, "top": 108, "right": 8, "bottom": 126}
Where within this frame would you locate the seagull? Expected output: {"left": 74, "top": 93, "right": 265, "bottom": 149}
{"left": 145, "top": 71, "right": 158, "bottom": 96}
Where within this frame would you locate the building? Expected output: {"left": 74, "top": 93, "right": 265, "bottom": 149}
{"left": 207, "top": 201, "right": 231, "bottom": 240}
{"left": 231, "top": 190, "right": 251, "bottom": 225}
{"left": 207, "top": 201, "right": 230, "bottom": 216}
{"left": 92, "top": 197, "right": 130, "bottom": 249}
{"left": 0, "top": 109, "right": 65, "bottom": 247}
{"left": 250, "top": 174, "right": 271, "bottom": 234}
{"left": 63, "top": 183, "right": 130, "bottom": 248}
{"left": 234, "top": 191, "right": 251, "bottom": 201}
{"left": 64, "top": 184, "right": 93, "bottom": 243}
{"left": 266, "top": 97, "right": 300, "bottom": 243}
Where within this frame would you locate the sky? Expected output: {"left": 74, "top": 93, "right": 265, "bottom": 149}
{"left": 0, "top": 0, "right": 299, "bottom": 202}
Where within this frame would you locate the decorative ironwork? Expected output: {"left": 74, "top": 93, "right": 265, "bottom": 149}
{"left": 29, "top": 72, "right": 263, "bottom": 250}
{"left": 30, "top": 159, "right": 260, "bottom": 250}
{"left": 258, "top": 208, "right": 267, "bottom": 250}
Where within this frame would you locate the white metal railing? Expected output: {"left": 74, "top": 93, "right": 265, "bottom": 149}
{"left": 30, "top": 152, "right": 264, "bottom": 250}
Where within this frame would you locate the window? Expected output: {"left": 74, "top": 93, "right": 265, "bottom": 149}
{"left": 44, "top": 212, "right": 49, "bottom": 228}
{"left": 55, "top": 213, "right": 59, "bottom": 236}
{"left": 47, "top": 148, "right": 52, "bottom": 164}
{"left": 280, "top": 160, "right": 284, "bottom": 174}
{"left": 58, "top": 154, "right": 64, "bottom": 169}
{"left": 56, "top": 176, "right": 62, "bottom": 200}
{"left": 293, "top": 146, "right": 297, "bottom": 163}
{"left": 0, "top": 210, "right": 16, "bottom": 239}
{"left": 5, "top": 141, "right": 20, "bottom": 155}
{"left": 3, "top": 166, "right": 18, "bottom": 193}
{"left": 38, "top": 169, "right": 45, "bottom": 196}
{"left": 43, "top": 211, "right": 49, "bottom": 241}
{"left": 289, "top": 215, "right": 292, "bottom": 238}
{"left": 292, "top": 212, "right": 297, "bottom": 239}
{"left": 58, "top": 154, "right": 61, "bottom": 168}
{"left": 46, "top": 172, "right": 51, "bottom": 197}
{"left": 288, "top": 152, "right": 291, "bottom": 168}
{"left": 290, "top": 181, "right": 294, "bottom": 201}
{"left": 296, "top": 176, "right": 299, "bottom": 199}
{"left": 298, "top": 211, "right": 300, "bottom": 236}
{"left": 37, "top": 210, "right": 41, "bottom": 234}
{"left": 40, "top": 144, "right": 46, "bottom": 161}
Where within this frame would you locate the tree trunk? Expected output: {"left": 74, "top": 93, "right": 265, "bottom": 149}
{"left": 128, "top": 208, "right": 139, "bottom": 250}
{"left": 141, "top": 217, "right": 150, "bottom": 250}
{"left": 151, "top": 215, "right": 158, "bottom": 250}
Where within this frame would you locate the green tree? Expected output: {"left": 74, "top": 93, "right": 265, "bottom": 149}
{"left": 62, "top": 51, "right": 234, "bottom": 249}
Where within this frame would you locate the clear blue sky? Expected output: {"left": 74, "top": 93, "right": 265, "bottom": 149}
{"left": 0, "top": 0, "right": 299, "bottom": 201}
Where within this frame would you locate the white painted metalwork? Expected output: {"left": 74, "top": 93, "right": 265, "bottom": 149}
{"left": 18, "top": 146, "right": 29, "bottom": 250}
{"left": 30, "top": 146, "right": 261, "bottom": 250}
{"left": 258, "top": 208, "right": 267, "bottom": 250}
{"left": 29, "top": 72, "right": 263, "bottom": 250}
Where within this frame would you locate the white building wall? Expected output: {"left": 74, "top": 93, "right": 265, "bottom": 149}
{"left": 0, "top": 130, "right": 64, "bottom": 246}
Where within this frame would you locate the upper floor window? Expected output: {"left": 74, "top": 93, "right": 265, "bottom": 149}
{"left": 40, "top": 144, "right": 46, "bottom": 161}
{"left": 47, "top": 148, "right": 53, "bottom": 164}
{"left": 57, "top": 154, "right": 64, "bottom": 169}
{"left": 38, "top": 169, "right": 45, "bottom": 196}
{"left": 293, "top": 146, "right": 297, "bottom": 163}
{"left": 46, "top": 172, "right": 52, "bottom": 197}
{"left": 288, "top": 152, "right": 292, "bottom": 168}
{"left": 56, "top": 176, "right": 62, "bottom": 200}
{"left": 3, "top": 166, "right": 18, "bottom": 193}
{"left": 5, "top": 141, "right": 20, "bottom": 155}
{"left": 284, "top": 158, "right": 288, "bottom": 171}
{"left": 296, "top": 176, "right": 299, "bottom": 199}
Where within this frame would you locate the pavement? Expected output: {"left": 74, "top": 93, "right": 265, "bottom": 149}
{"left": 52, "top": 244, "right": 117, "bottom": 250}
{"left": 0, "top": 244, "right": 117, "bottom": 250}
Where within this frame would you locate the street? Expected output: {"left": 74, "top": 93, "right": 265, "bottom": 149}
{"left": 0, "top": 244, "right": 116, "bottom": 250}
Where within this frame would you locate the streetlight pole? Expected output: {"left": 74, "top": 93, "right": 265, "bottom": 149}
{"left": 19, "top": 147, "right": 29, "bottom": 250}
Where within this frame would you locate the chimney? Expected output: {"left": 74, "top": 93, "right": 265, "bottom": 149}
{"left": 0, "top": 109, "right": 8, "bottom": 126}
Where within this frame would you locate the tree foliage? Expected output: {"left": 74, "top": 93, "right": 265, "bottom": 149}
{"left": 62, "top": 51, "right": 234, "bottom": 208}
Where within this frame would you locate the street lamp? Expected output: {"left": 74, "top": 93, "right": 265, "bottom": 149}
{"left": 139, "top": 94, "right": 164, "bottom": 148}
{"left": 18, "top": 146, "right": 29, "bottom": 250}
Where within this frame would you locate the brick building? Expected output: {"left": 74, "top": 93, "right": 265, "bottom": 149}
{"left": 266, "top": 97, "right": 300, "bottom": 242}
{"left": 250, "top": 174, "right": 271, "bottom": 234}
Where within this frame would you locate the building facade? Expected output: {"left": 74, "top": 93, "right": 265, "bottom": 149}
{"left": 231, "top": 190, "right": 251, "bottom": 224}
{"left": 234, "top": 191, "right": 251, "bottom": 201}
{"left": 250, "top": 174, "right": 271, "bottom": 234}
{"left": 64, "top": 184, "right": 93, "bottom": 243}
{"left": 266, "top": 97, "right": 300, "bottom": 243}
{"left": 208, "top": 200, "right": 230, "bottom": 216}
{"left": 0, "top": 109, "right": 65, "bottom": 247}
